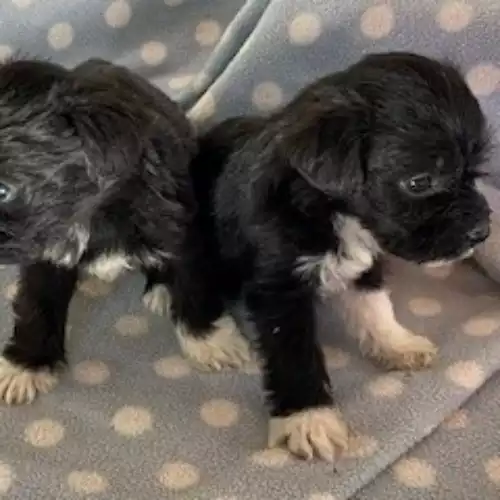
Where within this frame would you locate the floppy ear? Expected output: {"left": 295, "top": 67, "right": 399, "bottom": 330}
{"left": 277, "top": 91, "right": 370, "bottom": 199}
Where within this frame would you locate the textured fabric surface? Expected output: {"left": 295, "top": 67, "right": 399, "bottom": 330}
{"left": 0, "top": 0, "right": 499, "bottom": 499}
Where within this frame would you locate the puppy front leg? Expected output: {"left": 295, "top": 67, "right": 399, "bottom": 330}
{"left": 0, "top": 262, "right": 78, "bottom": 404}
{"left": 246, "top": 268, "right": 349, "bottom": 462}
{"left": 342, "top": 259, "right": 437, "bottom": 370}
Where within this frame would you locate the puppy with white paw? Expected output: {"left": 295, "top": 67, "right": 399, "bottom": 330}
{"left": 190, "top": 52, "right": 491, "bottom": 461}
{"left": 0, "top": 58, "right": 249, "bottom": 405}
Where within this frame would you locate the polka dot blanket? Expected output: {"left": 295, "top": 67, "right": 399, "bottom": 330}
{"left": 0, "top": 1, "right": 499, "bottom": 499}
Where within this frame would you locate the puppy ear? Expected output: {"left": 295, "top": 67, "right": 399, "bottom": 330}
{"left": 278, "top": 91, "right": 369, "bottom": 199}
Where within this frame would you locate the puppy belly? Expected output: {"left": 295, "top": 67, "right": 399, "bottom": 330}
{"left": 268, "top": 407, "right": 349, "bottom": 462}
{"left": 341, "top": 289, "right": 437, "bottom": 370}
{"left": 143, "top": 284, "right": 172, "bottom": 316}
{"left": 0, "top": 356, "right": 58, "bottom": 404}
{"left": 175, "top": 315, "right": 252, "bottom": 371}
{"left": 85, "top": 253, "right": 132, "bottom": 282}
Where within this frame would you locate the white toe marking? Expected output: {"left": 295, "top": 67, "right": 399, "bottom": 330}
{"left": 268, "top": 407, "right": 349, "bottom": 462}
{"left": 143, "top": 285, "right": 172, "bottom": 316}
{"left": 175, "top": 315, "right": 252, "bottom": 371}
{"left": 85, "top": 253, "right": 132, "bottom": 282}
{"left": 0, "top": 356, "right": 58, "bottom": 405}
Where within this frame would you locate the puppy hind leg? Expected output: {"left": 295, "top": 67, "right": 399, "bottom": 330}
{"left": 342, "top": 260, "right": 437, "bottom": 370}
{"left": 166, "top": 250, "right": 252, "bottom": 371}
{"left": 143, "top": 267, "right": 173, "bottom": 317}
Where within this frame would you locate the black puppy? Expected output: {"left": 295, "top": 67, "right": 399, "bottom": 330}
{"left": 190, "top": 52, "right": 491, "bottom": 461}
{"left": 0, "top": 58, "right": 250, "bottom": 404}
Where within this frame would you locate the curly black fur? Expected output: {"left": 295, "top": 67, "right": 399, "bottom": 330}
{"left": 0, "top": 58, "right": 227, "bottom": 396}
{"left": 190, "top": 52, "right": 492, "bottom": 438}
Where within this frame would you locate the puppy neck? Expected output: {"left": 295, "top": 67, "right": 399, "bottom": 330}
{"left": 296, "top": 214, "right": 381, "bottom": 293}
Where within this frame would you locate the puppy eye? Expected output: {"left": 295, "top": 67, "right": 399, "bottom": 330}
{"left": 0, "top": 182, "right": 14, "bottom": 203}
{"left": 400, "top": 174, "right": 434, "bottom": 196}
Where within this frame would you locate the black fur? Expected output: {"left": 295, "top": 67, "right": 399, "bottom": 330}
{"left": 190, "top": 52, "right": 492, "bottom": 421}
{"left": 0, "top": 58, "right": 224, "bottom": 381}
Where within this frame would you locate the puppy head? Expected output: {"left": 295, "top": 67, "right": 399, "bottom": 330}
{"left": 278, "top": 52, "right": 491, "bottom": 264}
{"left": 0, "top": 58, "right": 192, "bottom": 265}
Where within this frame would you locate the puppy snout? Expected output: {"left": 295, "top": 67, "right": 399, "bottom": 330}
{"left": 467, "top": 219, "right": 490, "bottom": 246}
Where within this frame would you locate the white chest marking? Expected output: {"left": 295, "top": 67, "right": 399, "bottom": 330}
{"left": 296, "top": 215, "right": 380, "bottom": 293}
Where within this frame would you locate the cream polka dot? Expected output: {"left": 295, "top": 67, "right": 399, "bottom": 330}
{"left": 78, "top": 277, "right": 112, "bottom": 297}
{"left": 308, "top": 494, "right": 338, "bottom": 500}
{"left": 446, "top": 360, "right": 485, "bottom": 389}
{"left": 252, "top": 82, "right": 284, "bottom": 112}
{"left": 154, "top": 355, "right": 191, "bottom": 379}
{"left": 288, "top": 12, "right": 323, "bottom": 45}
{"left": 73, "top": 360, "right": 110, "bottom": 385}
{"left": 423, "top": 264, "right": 453, "bottom": 279}
{"left": 157, "top": 462, "right": 200, "bottom": 491}
{"left": 485, "top": 456, "right": 500, "bottom": 485}
{"left": 47, "top": 23, "right": 74, "bottom": 50}
{"left": 114, "top": 315, "right": 149, "bottom": 336}
{"left": 168, "top": 74, "right": 194, "bottom": 91}
{"left": 444, "top": 409, "right": 469, "bottom": 430}
{"left": 408, "top": 297, "right": 442, "bottom": 317}
{"left": 345, "top": 435, "right": 378, "bottom": 459}
{"left": 140, "top": 41, "right": 168, "bottom": 66}
{"left": 11, "top": 0, "right": 32, "bottom": 8}
{"left": 466, "top": 63, "right": 500, "bottom": 97}
{"left": 393, "top": 458, "right": 437, "bottom": 488}
{"left": 463, "top": 314, "right": 500, "bottom": 337}
{"left": 251, "top": 449, "right": 291, "bottom": 468}
{"left": 0, "top": 45, "right": 13, "bottom": 62}
{"left": 0, "top": 462, "right": 13, "bottom": 494}
{"left": 436, "top": 1, "right": 474, "bottom": 32}
{"left": 4, "top": 281, "right": 18, "bottom": 301}
{"left": 323, "top": 346, "right": 350, "bottom": 369}
{"left": 105, "top": 0, "right": 132, "bottom": 28}
{"left": 112, "top": 406, "right": 153, "bottom": 437}
{"left": 24, "top": 419, "right": 65, "bottom": 448}
{"left": 367, "top": 375, "right": 404, "bottom": 398}
{"left": 188, "top": 92, "right": 216, "bottom": 124}
{"left": 360, "top": 4, "right": 395, "bottom": 39}
{"left": 67, "top": 471, "right": 108, "bottom": 494}
{"left": 164, "top": 0, "right": 184, "bottom": 5}
{"left": 200, "top": 399, "right": 240, "bottom": 428}
{"left": 195, "top": 20, "right": 222, "bottom": 47}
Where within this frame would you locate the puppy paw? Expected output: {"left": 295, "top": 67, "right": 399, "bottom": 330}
{"left": 376, "top": 332, "right": 438, "bottom": 370}
{"left": 268, "top": 407, "right": 349, "bottom": 462}
{"left": 0, "top": 357, "right": 58, "bottom": 405}
{"left": 143, "top": 284, "right": 172, "bottom": 316}
{"left": 175, "top": 315, "right": 252, "bottom": 371}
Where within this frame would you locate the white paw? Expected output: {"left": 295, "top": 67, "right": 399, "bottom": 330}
{"left": 371, "top": 331, "right": 438, "bottom": 370}
{"left": 0, "top": 357, "right": 58, "bottom": 405}
{"left": 176, "top": 315, "right": 252, "bottom": 371}
{"left": 268, "top": 407, "right": 349, "bottom": 462}
{"left": 143, "top": 284, "right": 172, "bottom": 316}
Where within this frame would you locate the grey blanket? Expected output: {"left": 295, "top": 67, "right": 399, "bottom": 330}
{"left": 0, "top": 0, "right": 499, "bottom": 498}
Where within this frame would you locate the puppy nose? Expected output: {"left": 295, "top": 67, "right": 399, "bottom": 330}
{"left": 467, "top": 220, "right": 490, "bottom": 245}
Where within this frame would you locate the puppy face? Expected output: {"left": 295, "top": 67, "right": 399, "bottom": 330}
{"left": 0, "top": 58, "right": 193, "bottom": 265}
{"left": 279, "top": 52, "right": 491, "bottom": 264}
